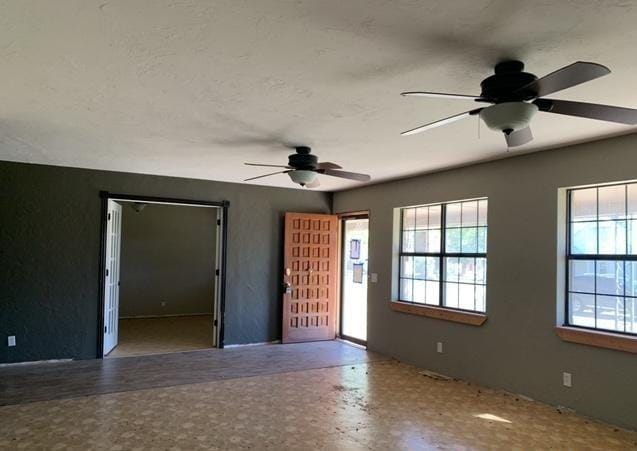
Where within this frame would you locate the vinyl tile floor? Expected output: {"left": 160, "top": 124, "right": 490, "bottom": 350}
{"left": 1, "top": 343, "right": 636, "bottom": 450}
{"left": 107, "top": 315, "right": 214, "bottom": 358}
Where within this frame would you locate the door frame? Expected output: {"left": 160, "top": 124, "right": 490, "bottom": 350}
{"left": 97, "top": 191, "right": 230, "bottom": 358}
{"left": 337, "top": 211, "right": 370, "bottom": 347}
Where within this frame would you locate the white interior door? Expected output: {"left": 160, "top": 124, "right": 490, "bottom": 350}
{"left": 103, "top": 200, "right": 122, "bottom": 356}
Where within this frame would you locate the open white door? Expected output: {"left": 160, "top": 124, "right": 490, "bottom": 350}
{"left": 103, "top": 200, "right": 122, "bottom": 356}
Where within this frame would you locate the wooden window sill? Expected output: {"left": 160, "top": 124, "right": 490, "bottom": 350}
{"left": 555, "top": 326, "right": 637, "bottom": 354}
{"left": 390, "top": 301, "right": 487, "bottom": 326}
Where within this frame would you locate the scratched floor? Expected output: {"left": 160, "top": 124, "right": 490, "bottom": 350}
{"left": 1, "top": 342, "right": 635, "bottom": 450}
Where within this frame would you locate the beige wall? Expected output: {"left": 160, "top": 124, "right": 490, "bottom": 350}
{"left": 333, "top": 132, "right": 637, "bottom": 430}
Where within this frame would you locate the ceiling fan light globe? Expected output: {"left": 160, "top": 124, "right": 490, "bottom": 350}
{"left": 288, "top": 170, "right": 317, "bottom": 186}
{"left": 480, "top": 102, "right": 539, "bottom": 133}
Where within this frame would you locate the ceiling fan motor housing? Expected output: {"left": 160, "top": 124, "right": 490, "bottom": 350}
{"left": 288, "top": 146, "right": 318, "bottom": 170}
{"left": 480, "top": 60, "right": 538, "bottom": 101}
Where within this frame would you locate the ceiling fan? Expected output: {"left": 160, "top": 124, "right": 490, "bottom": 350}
{"left": 244, "top": 146, "right": 371, "bottom": 188}
{"left": 401, "top": 60, "right": 637, "bottom": 147}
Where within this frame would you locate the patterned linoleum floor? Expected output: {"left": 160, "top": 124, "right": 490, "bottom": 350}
{"left": 1, "top": 359, "right": 635, "bottom": 450}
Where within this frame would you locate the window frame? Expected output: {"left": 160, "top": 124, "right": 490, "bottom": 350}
{"left": 565, "top": 182, "right": 637, "bottom": 337}
{"left": 398, "top": 198, "right": 488, "bottom": 314}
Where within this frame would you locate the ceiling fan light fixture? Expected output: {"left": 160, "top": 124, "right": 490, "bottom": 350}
{"left": 480, "top": 102, "right": 539, "bottom": 133}
{"left": 288, "top": 170, "right": 317, "bottom": 186}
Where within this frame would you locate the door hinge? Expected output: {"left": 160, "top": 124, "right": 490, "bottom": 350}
{"left": 217, "top": 219, "right": 221, "bottom": 226}
{"left": 104, "top": 326, "right": 107, "bottom": 333}
{"left": 108, "top": 213, "right": 111, "bottom": 221}
{"left": 106, "top": 269, "right": 109, "bottom": 277}
{"left": 213, "top": 319, "right": 218, "bottom": 326}
{"left": 215, "top": 269, "right": 220, "bottom": 276}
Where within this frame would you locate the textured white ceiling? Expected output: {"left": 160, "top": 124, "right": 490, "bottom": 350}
{"left": 0, "top": 0, "right": 636, "bottom": 191}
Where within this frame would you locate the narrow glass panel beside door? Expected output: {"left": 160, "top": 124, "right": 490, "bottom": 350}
{"left": 341, "top": 218, "right": 369, "bottom": 344}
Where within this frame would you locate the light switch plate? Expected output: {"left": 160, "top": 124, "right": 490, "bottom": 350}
{"left": 7, "top": 336, "right": 16, "bottom": 347}
{"left": 436, "top": 342, "right": 443, "bottom": 353}
{"left": 563, "top": 372, "right": 572, "bottom": 388}
{"left": 370, "top": 273, "right": 378, "bottom": 283}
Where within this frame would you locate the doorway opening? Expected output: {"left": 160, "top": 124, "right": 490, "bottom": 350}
{"left": 340, "top": 214, "right": 369, "bottom": 346}
{"left": 98, "top": 193, "right": 228, "bottom": 358}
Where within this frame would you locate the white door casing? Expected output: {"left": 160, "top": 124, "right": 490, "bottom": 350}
{"left": 103, "top": 200, "right": 122, "bottom": 355}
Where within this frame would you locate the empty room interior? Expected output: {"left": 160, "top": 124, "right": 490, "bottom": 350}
{"left": 2, "top": 1, "right": 637, "bottom": 449}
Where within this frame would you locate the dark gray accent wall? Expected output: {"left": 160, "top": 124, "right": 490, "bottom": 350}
{"left": 333, "top": 133, "right": 637, "bottom": 430}
{"left": 119, "top": 203, "right": 217, "bottom": 318}
{"left": 0, "top": 161, "right": 330, "bottom": 363}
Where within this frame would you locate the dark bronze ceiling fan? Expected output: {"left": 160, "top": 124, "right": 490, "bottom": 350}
{"left": 244, "top": 146, "right": 371, "bottom": 188}
{"left": 401, "top": 60, "right": 637, "bottom": 147}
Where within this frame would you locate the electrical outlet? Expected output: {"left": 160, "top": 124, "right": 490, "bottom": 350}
{"left": 563, "top": 372, "right": 572, "bottom": 388}
{"left": 370, "top": 273, "right": 378, "bottom": 283}
{"left": 7, "top": 336, "right": 16, "bottom": 347}
{"left": 436, "top": 342, "right": 443, "bottom": 353}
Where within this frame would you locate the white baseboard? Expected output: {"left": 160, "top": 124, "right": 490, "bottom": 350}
{"left": 0, "top": 358, "right": 73, "bottom": 367}
{"left": 224, "top": 340, "right": 281, "bottom": 348}
{"left": 119, "top": 313, "right": 213, "bottom": 319}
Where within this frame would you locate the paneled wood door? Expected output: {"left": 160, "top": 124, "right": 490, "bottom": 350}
{"left": 282, "top": 212, "right": 338, "bottom": 343}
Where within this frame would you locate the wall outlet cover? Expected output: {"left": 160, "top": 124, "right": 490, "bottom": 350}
{"left": 370, "top": 273, "right": 378, "bottom": 283}
{"left": 8, "top": 336, "right": 16, "bottom": 347}
{"left": 436, "top": 342, "right": 443, "bottom": 353}
{"left": 563, "top": 372, "right": 572, "bottom": 388}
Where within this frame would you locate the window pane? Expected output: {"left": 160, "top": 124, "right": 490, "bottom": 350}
{"left": 413, "top": 280, "right": 426, "bottom": 303}
{"left": 400, "top": 256, "right": 413, "bottom": 278}
{"left": 569, "top": 293, "right": 595, "bottom": 327}
{"left": 400, "top": 278, "right": 413, "bottom": 302}
{"left": 446, "top": 203, "right": 462, "bottom": 227}
{"left": 403, "top": 208, "right": 416, "bottom": 230}
{"left": 425, "top": 281, "right": 439, "bottom": 305}
{"left": 477, "top": 227, "right": 487, "bottom": 253}
{"left": 475, "top": 258, "right": 487, "bottom": 285}
{"left": 445, "top": 228, "right": 461, "bottom": 253}
{"left": 425, "top": 257, "right": 440, "bottom": 280}
{"left": 414, "top": 230, "right": 427, "bottom": 253}
{"left": 458, "top": 257, "right": 476, "bottom": 283}
{"left": 571, "top": 188, "right": 597, "bottom": 222}
{"left": 475, "top": 285, "right": 486, "bottom": 312}
{"left": 402, "top": 230, "right": 415, "bottom": 252}
{"left": 569, "top": 260, "right": 595, "bottom": 293}
{"left": 428, "top": 205, "right": 442, "bottom": 228}
{"left": 444, "top": 257, "right": 459, "bottom": 282}
{"left": 596, "top": 260, "right": 624, "bottom": 296}
{"left": 444, "top": 282, "right": 459, "bottom": 308}
{"left": 571, "top": 222, "right": 597, "bottom": 254}
{"left": 598, "top": 220, "right": 626, "bottom": 254}
{"left": 461, "top": 227, "right": 478, "bottom": 253}
{"left": 626, "top": 261, "right": 637, "bottom": 297}
{"left": 478, "top": 199, "right": 488, "bottom": 226}
{"left": 626, "top": 297, "right": 637, "bottom": 333}
{"left": 629, "top": 220, "right": 637, "bottom": 255}
{"left": 628, "top": 184, "right": 637, "bottom": 219}
{"left": 415, "top": 207, "right": 428, "bottom": 229}
{"left": 461, "top": 201, "right": 478, "bottom": 227}
{"left": 428, "top": 229, "right": 441, "bottom": 253}
{"left": 598, "top": 185, "right": 626, "bottom": 220}
{"left": 596, "top": 295, "right": 624, "bottom": 332}
{"left": 414, "top": 257, "right": 426, "bottom": 279}
{"left": 458, "top": 284, "right": 475, "bottom": 310}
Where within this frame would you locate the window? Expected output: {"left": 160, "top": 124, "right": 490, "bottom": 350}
{"left": 567, "top": 182, "right": 637, "bottom": 335}
{"left": 399, "top": 198, "right": 487, "bottom": 313}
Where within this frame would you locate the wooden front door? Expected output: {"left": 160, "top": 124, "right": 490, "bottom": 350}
{"left": 282, "top": 212, "right": 338, "bottom": 343}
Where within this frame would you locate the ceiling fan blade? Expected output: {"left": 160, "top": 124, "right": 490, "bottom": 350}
{"left": 536, "top": 99, "right": 637, "bottom": 125}
{"left": 244, "top": 163, "right": 291, "bottom": 169}
{"left": 305, "top": 178, "right": 321, "bottom": 189}
{"left": 401, "top": 108, "right": 483, "bottom": 136}
{"left": 316, "top": 162, "right": 342, "bottom": 170}
{"left": 401, "top": 91, "right": 489, "bottom": 102}
{"left": 321, "top": 169, "right": 371, "bottom": 182}
{"left": 515, "top": 61, "right": 610, "bottom": 97}
{"left": 505, "top": 126, "right": 533, "bottom": 147}
{"left": 244, "top": 170, "right": 290, "bottom": 182}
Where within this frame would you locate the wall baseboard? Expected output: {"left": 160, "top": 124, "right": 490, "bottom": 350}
{"left": 0, "top": 358, "right": 73, "bottom": 368}
{"left": 224, "top": 340, "right": 281, "bottom": 348}
{"left": 119, "top": 313, "right": 213, "bottom": 320}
